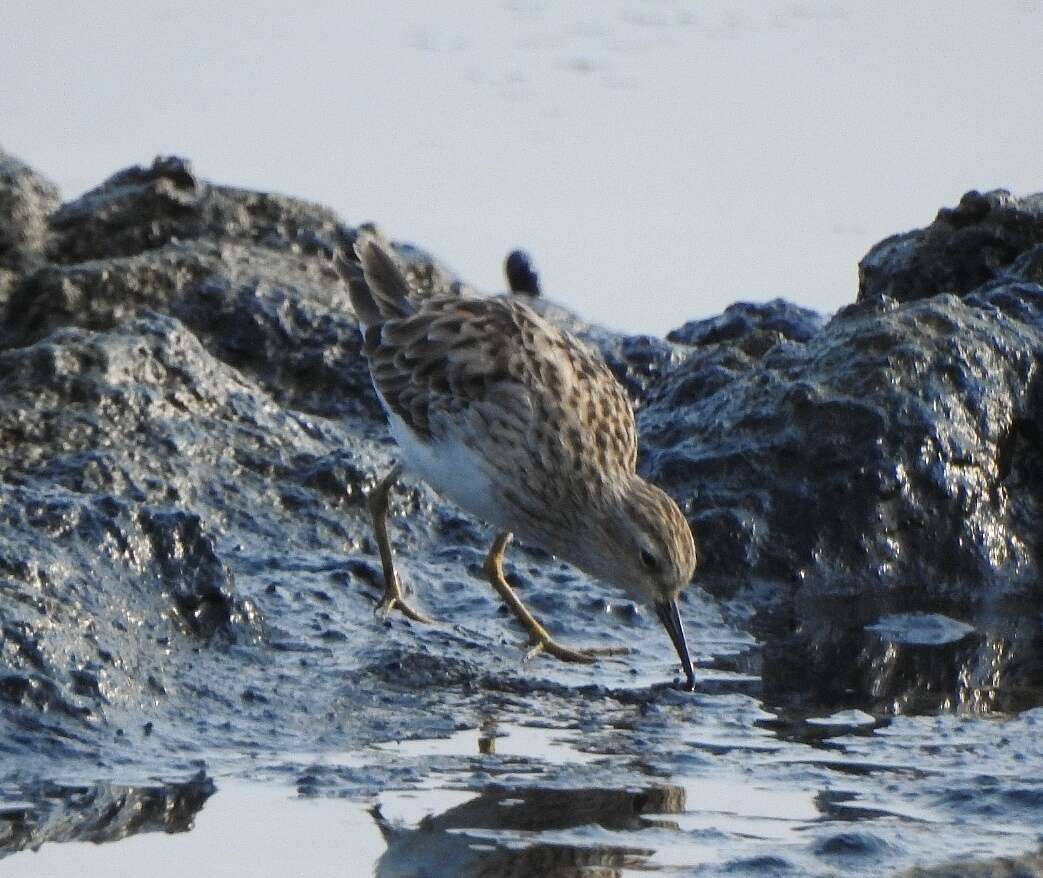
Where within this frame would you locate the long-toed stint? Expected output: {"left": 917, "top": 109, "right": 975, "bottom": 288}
{"left": 335, "top": 235, "right": 698, "bottom": 689}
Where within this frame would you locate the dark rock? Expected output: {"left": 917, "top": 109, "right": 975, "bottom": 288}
{"left": 644, "top": 282, "right": 1043, "bottom": 712}
{"left": 601, "top": 333, "right": 690, "bottom": 403}
{"left": 858, "top": 189, "right": 1043, "bottom": 303}
{"left": 3, "top": 240, "right": 376, "bottom": 419}
{"left": 666, "top": 298, "right": 824, "bottom": 348}
{"left": 1006, "top": 243, "right": 1043, "bottom": 286}
{"left": 0, "top": 671, "right": 91, "bottom": 719}
{"left": 505, "top": 249, "right": 541, "bottom": 295}
{"left": 0, "top": 314, "right": 289, "bottom": 730}
{"left": 48, "top": 155, "right": 355, "bottom": 264}
{"left": 647, "top": 288, "right": 1043, "bottom": 601}
{"left": 138, "top": 507, "right": 254, "bottom": 637}
{"left": 0, "top": 148, "right": 61, "bottom": 274}
{"left": 813, "top": 830, "right": 891, "bottom": 858}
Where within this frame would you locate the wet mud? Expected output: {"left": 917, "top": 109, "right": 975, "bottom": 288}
{"left": 2, "top": 150, "right": 1043, "bottom": 875}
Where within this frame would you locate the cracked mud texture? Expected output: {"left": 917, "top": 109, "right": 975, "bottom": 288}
{"left": 2, "top": 153, "right": 1043, "bottom": 875}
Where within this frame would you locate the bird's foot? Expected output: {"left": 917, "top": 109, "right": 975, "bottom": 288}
{"left": 522, "top": 636, "right": 631, "bottom": 664}
{"left": 374, "top": 572, "right": 432, "bottom": 624}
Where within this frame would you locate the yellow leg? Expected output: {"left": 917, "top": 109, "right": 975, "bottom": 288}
{"left": 483, "top": 532, "right": 629, "bottom": 663}
{"left": 368, "top": 464, "right": 431, "bottom": 623}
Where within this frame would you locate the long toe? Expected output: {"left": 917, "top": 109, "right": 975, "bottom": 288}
{"left": 393, "top": 597, "right": 432, "bottom": 624}
{"left": 579, "top": 645, "right": 631, "bottom": 657}
{"left": 523, "top": 637, "right": 632, "bottom": 664}
{"left": 523, "top": 637, "right": 597, "bottom": 664}
{"left": 374, "top": 590, "right": 432, "bottom": 624}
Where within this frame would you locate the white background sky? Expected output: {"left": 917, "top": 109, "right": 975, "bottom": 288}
{"left": 2, "top": 1, "right": 1041, "bottom": 334}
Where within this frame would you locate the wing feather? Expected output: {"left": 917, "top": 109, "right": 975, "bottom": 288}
{"left": 361, "top": 295, "right": 638, "bottom": 475}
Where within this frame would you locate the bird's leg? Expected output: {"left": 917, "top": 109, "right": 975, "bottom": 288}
{"left": 367, "top": 464, "right": 431, "bottom": 623}
{"left": 482, "top": 532, "right": 629, "bottom": 663}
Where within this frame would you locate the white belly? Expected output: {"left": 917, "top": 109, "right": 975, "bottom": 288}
{"left": 385, "top": 409, "right": 507, "bottom": 530}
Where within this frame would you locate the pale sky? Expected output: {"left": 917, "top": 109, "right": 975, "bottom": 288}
{"left": 2, "top": 1, "right": 1040, "bottom": 334}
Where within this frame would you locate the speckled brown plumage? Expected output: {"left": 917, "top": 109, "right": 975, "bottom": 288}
{"left": 363, "top": 293, "right": 638, "bottom": 491}
{"left": 335, "top": 233, "right": 698, "bottom": 686}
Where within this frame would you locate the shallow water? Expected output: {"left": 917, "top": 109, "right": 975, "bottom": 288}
{"left": 1, "top": 539, "right": 1040, "bottom": 876}
{"left": 1, "top": 780, "right": 383, "bottom": 878}
{"left": 6, "top": 701, "right": 1043, "bottom": 877}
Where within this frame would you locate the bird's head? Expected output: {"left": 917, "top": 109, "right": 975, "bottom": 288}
{"left": 574, "top": 476, "right": 698, "bottom": 689}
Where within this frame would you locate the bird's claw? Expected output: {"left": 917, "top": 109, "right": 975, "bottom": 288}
{"left": 374, "top": 574, "right": 432, "bottom": 624}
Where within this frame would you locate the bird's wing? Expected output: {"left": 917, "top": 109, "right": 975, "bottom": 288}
{"left": 362, "top": 295, "right": 638, "bottom": 473}
{"left": 334, "top": 231, "right": 469, "bottom": 327}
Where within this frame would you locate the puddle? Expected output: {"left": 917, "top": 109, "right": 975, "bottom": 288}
{"left": 866, "top": 613, "right": 977, "bottom": 646}
{"left": 676, "top": 777, "right": 819, "bottom": 841}
{"left": 5, "top": 710, "right": 1043, "bottom": 877}
{"left": 0, "top": 779, "right": 383, "bottom": 878}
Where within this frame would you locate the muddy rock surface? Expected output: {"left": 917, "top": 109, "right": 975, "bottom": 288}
{"left": 644, "top": 286, "right": 1043, "bottom": 713}
{"left": 2, "top": 151, "right": 1043, "bottom": 876}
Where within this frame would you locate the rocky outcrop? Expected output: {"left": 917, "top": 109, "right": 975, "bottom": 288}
{"left": 637, "top": 191, "right": 1043, "bottom": 713}
{"left": 1, "top": 147, "right": 1043, "bottom": 763}
{"left": 46, "top": 156, "right": 349, "bottom": 265}
{"left": 666, "top": 298, "right": 823, "bottom": 348}
{"left": 648, "top": 291, "right": 1043, "bottom": 602}
{"left": 858, "top": 189, "right": 1043, "bottom": 304}
{"left": 0, "top": 151, "right": 60, "bottom": 274}
{"left": 3, "top": 146, "right": 1043, "bottom": 876}
{"left": 0, "top": 151, "right": 61, "bottom": 313}
{"left": 646, "top": 289, "right": 1043, "bottom": 711}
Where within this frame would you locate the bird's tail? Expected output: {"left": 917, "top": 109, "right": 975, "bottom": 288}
{"left": 333, "top": 231, "right": 417, "bottom": 327}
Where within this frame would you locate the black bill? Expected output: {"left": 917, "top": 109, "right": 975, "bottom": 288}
{"left": 655, "top": 598, "right": 696, "bottom": 691}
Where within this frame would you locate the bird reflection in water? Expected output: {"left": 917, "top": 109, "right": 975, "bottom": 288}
{"left": 371, "top": 781, "right": 685, "bottom": 878}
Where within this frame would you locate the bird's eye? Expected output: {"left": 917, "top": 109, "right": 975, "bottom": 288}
{"left": 639, "top": 549, "right": 659, "bottom": 572}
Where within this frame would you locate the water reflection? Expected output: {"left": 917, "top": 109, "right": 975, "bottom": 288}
{"left": 371, "top": 783, "right": 685, "bottom": 878}
{"left": 0, "top": 772, "right": 213, "bottom": 860}
{"left": 758, "top": 595, "right": 1043, "bottom": 715}
{"left": 6, "top": 710, "right": 1042, "bottom": 878}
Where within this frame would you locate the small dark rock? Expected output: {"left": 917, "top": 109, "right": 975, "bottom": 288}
{"left": 666, "top": 298, "right": 824, "bottom": 348}
{"left": 505, "top": 249, "right": 541, "bottom": 295}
